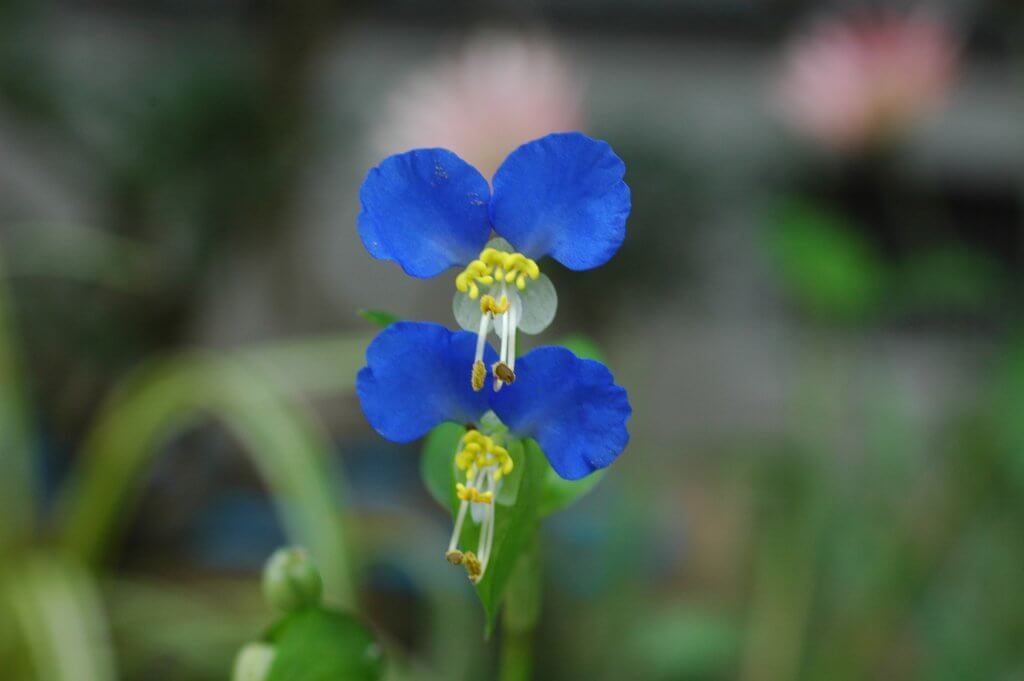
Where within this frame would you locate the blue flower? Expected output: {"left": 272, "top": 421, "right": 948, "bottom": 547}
{"left": 356, "top": 321, "right": 631, "bottom": 582}
{"left": 358, "top": 133, "right": 630, "bottom": 392}
{"left": 358, "top": 132, "right": 630, "bottom": 277}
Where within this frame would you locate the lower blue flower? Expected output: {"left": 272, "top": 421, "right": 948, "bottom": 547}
{"left": 356, "top": 321, "right": 632, "bottom": 583}
{"left": 357, "top": 321, "right": 631, "bottom": 479}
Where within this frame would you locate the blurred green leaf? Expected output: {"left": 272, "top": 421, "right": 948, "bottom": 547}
{"left": 558, "top": 333, "right": 606, "bottom": 362}
{"left": 108, "top": 577, "right": 265, "bottom": 681}
{"left": 421, "top": 422, "right": 466, "bottom": 508}
{"left": 627, "top": 605, "right": 739, "bottom": 680}
{"left": 56, "top": 351, "right": 356, "bottom": 607}
{"left": 767, "top": 199, "right": 885, "bottom": 321}
{"left": 266, "top": 609, "right": 383, "bottom": 681}
{"left": 1, "top": 554, "right": 118, "bottom": 681}
{"left": 357, "top": 309, "right": 400, "bottom": 328}
{"left": 540, "top": 468, "right": 606, "bottom": 517}
{"left": 3, "top": 223, "right": 153, "bottom": 293}
{"left": 893, "top": 246, "right": 1005, "bottom": 315}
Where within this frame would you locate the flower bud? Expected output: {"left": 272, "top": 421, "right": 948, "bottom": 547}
{"left": 232, "top": 642, "right": 276, "bottom": 681}
{"left": 262, "top": 547, "right": 323, "bottom": 614}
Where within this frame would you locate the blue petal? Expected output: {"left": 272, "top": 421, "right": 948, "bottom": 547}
{"left": 491, "top": 346, "right": 631, "bottom": 480}
{"left": 357, "top": 322, "right": 496, "bottom": 442}
{"left": 489, "top": 133, "right": 630, "bottom": 270}
{"left": 358, "top": 149, "right": 492, "bottom": 278}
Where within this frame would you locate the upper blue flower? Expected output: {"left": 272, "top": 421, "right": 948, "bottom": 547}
{"left": 356, "top": 321, "right": 631, "bottom": 481}
{"left": 357, "top": 132, "right": 631, "bottom": 278}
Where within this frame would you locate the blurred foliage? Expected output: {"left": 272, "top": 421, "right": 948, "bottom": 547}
{"left": 264, "top": 609, "right": 383, "bottom": 681}
{"left": 767, "top": 199, "right": 886, "bottom": 322}
{"left": 893, "top": 246, "right": 1007, "bottom": 318}
{"left": 358, "top": 309, "right": 401, "bottom": 329}
{"left": 2, "top": 1, "right": 1024, "bottom": 679}
{"left": 625, "top": 605, "right": 740, "bottom": 681}
{"left": 233, "top": 548, "right": 383, "bottom": 681}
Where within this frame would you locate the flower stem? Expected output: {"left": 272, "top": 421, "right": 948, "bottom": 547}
{"left": 499, "top": 626, "right": 533, "bottom": 681}
{"left": 499, "top": 540, "right": 541, "bottom": 681}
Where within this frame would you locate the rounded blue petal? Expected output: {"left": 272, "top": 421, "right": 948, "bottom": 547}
{"left": 358, "top": 149, "right": 492, "bottom": 278}
{"left": 489, "top": 132, "right": 630, "bottom": 270}
{"left": 356, "top": 322, "right": 496, "bottom": 443}
{"left": 491, "top": 346, "right": 631, "bottom": 480}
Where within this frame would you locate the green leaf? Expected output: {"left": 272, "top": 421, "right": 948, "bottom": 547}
{"left": 540, "top": 467, "right": 606, "bottom": 517}
{"left": 357, "top": 309, "right": 400, "bottom": 328}
{"left": 893, "top": 246, "right": 1005, "bottom": 315}
{"left": 57, "top": 352, "right": 357, "bottom": 607}
{"left": 2, "top": 554, "right": 119, "bottom": 681}
{"left": 558, "top": 333, "right": 605, "bottom": 362}
{"left": 766, "top": 199, "right": 885, "bottom": 321}
{"left": 266, "top": 608, "right": 383, "bottom": 681}
{"left": 454, "top": 438, "right": 547, "bottom": 634}
{"left": 420, "top": 422, "right": 466, "bottom": 508}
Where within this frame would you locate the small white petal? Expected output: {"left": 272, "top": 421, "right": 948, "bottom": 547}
{"left": 453, "top": 290, "right": 482, "bottom": 333}
{"left": 516, "top": 272, "right": 557, "bottom": 334}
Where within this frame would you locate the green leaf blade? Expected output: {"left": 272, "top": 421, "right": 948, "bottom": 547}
{"left": 266, "top": 609, "right": 383, "bottom": 681}
{"left": 357, "top": 309, "right": 400, "bottom": 328}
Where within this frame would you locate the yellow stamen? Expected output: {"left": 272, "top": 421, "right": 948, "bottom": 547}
{"left": 479, "top": 294, "right": 510, "bottom": 315}
{"left": 463, "top": 551, "right": 482, "bottom": 583}
{"left": 455, "top": 483, "right": 494, "bottom": 505}
{"left": 471, "top": 360, "right": 486, "bottom": 391}
{"left": 455, "top": 248, "right": 540, "bottom": 298}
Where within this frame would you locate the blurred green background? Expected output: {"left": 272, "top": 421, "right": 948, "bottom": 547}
{"left": 2, "top": 1, "right": 1024, "bottom": 679}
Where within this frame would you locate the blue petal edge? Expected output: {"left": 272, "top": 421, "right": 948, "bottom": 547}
{"left": 491, "top": 345, "right": 631, "bottom": 480}
{"left": 356, "top": 321, "right": 496, "bottom": 443}
{"left": 358, "top": 148, "right": 492, "bottom": 278}
{"left": 489, "top": 132, "right": 631, "bottom": 271}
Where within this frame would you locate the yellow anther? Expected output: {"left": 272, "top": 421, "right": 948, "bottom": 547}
{"left": 471, "top": 360, "right": 486, "bottom": 391}
{"left": 455, "top": 260, "right": 495, "bottom": 300}
{"left": 479, "top": 294, "right": 510, "bottom": 316}
{"left": 455, "top": 248, "right": 541, "bottom": 298}
{"left": 453, "top": 430, "right": 514, "bottom": 495}
{"left": 463, "top": 551, "right": 482, "bottom": 582}
{"left": 456, "top": 483, "right": 493, "bottom": 505}
{"left": 445, "top": 549, "right": 464, "bottom": 565}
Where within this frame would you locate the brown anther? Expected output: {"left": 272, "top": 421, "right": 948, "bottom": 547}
{"left": 493, "top": 362, "right": 516, "bottom": 384}
{"left": 445, "top": 549, "right": 464, "bottom": 565}
{"left": 463, "top": 551, "right": 482, "bottom": 581}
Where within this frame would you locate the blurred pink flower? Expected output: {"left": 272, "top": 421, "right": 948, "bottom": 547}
{"left": 778, "top": 11, "right": 958, "bottom": 151}
{"left": 375, "top": 34, "right": 585, "bottom": 180}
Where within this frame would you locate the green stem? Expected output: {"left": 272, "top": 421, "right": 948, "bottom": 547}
{"left": 499, "top": 626, "right": 534, "bottom": 681}
{"left": 499, "top": 541, "right": 541, "bottom": 681}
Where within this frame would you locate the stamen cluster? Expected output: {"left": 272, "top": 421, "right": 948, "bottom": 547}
{"left": 461, "top": 246, "right": 541, "bottom": 393}
{"left": 445, "top": 429, "right": 513, "bottom": 583}
{"left": 455, "top": 248, "right": 540, "bottom": 299}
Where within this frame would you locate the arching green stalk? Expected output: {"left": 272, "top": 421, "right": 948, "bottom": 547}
{"left": 56, "top": 352, "right": 357, "bottom": 608}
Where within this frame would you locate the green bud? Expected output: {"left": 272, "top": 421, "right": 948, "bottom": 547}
{"left": 262, "top": 547, "right": 323, "bottom": 614}
{"left": 232, "top": 642, "right": 276, "bottom": 681}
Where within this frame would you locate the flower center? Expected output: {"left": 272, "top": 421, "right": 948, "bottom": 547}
{"left": 456, "top": 246, "right": 540, "bottom": 393}
{"left": 444, "top": 429, "right": 514, "bottom": 584}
